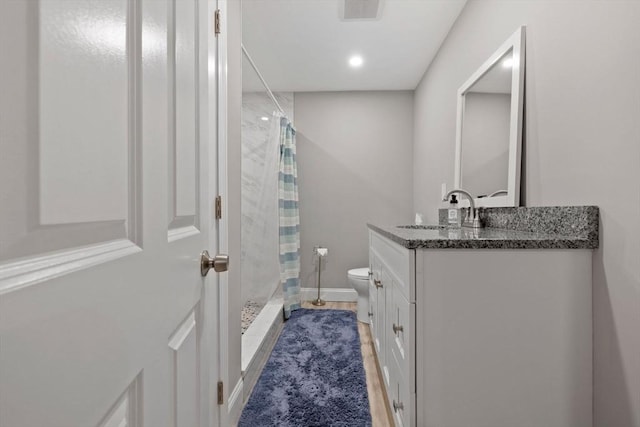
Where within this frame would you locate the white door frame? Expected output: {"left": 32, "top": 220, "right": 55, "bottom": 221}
{"left": 211, "top": 0, "right": 230, "bottom": 425}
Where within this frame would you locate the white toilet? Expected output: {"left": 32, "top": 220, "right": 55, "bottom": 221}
{"left": 348, "top": 268, "right": 370, "bottom": 324}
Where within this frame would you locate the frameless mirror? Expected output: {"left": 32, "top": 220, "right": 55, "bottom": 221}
{"left": 454, "top": 26, "right": 525, "bottom": 207}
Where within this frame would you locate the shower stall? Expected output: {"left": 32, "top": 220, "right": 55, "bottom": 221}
{"left": 240, "top": 46, "right": 295, "bottom": 388}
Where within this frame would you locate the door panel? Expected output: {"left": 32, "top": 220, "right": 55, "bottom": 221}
{"left": 0, "top": 0, "right": 134, "bottom": 263}
{"left": 39, "top": 0, "right": 131, "bottom": 226}
{"left": 0, "top": 1, "right": 220, "bottom": 426}
{"left": 169, "top": 309, "right": 200, "bottom": 427}
{"left": 98, "top": 373, "right": 143, "bottom": 427}
{"left": 169, "top": 0, "right": 200, "bottom": 234}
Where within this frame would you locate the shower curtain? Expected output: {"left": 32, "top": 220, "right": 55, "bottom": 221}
{"left": 241, "top": 108, "right": 282, "bottom": 307}
{"left": 278, "top": 116, "right": 301, "bottom": 319}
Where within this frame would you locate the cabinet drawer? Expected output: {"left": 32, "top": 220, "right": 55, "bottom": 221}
{"left": 388, "top": 346, "right": 415, "bottom": 427}
{"left": 371, "top": 231, "right": 415, "bottom": 302}
{"left": 388, "top": 285, "right": 415, "bottom": 390}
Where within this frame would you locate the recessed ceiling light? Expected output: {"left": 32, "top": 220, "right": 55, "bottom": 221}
{"left": 349, "top": 55, "right": 364, "bottom": 68}
{"left": 260, "top": 116, "right": 269, "bottom": 121}
{"left": 502, "top": 58, "right": 514, "bottom": 68}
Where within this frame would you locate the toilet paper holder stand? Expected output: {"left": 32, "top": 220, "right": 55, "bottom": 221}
{"left": 312, "top": 246, "right": 328, "bottom": 306}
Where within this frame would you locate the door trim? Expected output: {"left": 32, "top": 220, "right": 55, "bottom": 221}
{"left": 214, "top": 0, "right": 230, "bottom": 423}
{"left": 228, "top": 379, "right": 244, "bottom": 424}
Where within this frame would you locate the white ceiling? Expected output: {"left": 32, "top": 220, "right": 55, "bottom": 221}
{"left": 242, "top": 0, "right": 468, "bottom": 92}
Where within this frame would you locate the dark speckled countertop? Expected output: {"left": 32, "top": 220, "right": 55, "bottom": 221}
{"left": 369, "top": 206, "right": 599, "bottom": 250}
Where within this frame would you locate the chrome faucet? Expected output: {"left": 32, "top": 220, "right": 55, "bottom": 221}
{"left": 443, "top": 188, "right": 483, "bottom": 229}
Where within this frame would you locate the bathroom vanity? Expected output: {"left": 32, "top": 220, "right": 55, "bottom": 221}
{"left": 367, "top": 206, "right": 599, "bottom": 427}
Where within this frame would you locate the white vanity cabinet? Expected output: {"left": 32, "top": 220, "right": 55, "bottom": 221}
{"left": 368, "top": 229, "right": 593, "bottom": 427}
{"left": 369, "top": 231, "right": 416, "bottom": 427}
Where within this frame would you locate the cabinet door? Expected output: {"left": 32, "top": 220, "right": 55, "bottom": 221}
{"left": 386, "top": 270, "right": 416, "bottom": 427}
{"left": 388, "top": 349, "right": 414, "bottom": 427}
{"left": 380, "top": 267, "right": 393, "bottom": 393}
{"left": 369, "top": 278, "right": 380, "bottom": 354}
{"left": 389, "top": 283, "right": 415, "bottom": 387}
{"left": 370, "top": 250, "right": 385, "bottom": 368}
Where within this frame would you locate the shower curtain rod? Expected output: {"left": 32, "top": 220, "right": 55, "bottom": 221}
{"left": 241, "top": 44, "right": 290, "bottom": 121}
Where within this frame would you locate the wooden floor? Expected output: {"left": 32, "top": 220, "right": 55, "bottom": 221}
{"left": 302, "top": 301, "right": 394, "bottom": 427}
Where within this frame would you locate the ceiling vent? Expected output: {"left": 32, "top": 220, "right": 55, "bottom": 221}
{"left": 340, "top": 0, "right": 383, "bottom": 21}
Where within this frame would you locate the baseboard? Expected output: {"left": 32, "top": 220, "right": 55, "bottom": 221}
{"left": 228, "top": 378, "right": 244, "bottom": 427}
{"left": 300, "top": 287, "right": 357, "bottom": 302}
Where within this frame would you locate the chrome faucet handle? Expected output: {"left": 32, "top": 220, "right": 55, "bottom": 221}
{"left": 470, "top": 207, "right": 483, "bottom": 229}
{"left": 461, "top": 206, "right": 474, "bottom": 227}
{"left": 444, "top": 188, "right": 484, "bottom": 229}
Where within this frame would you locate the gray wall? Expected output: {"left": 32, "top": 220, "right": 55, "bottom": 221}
{"left": 412, "top": 2, "right": 640, "bottom": 426}
{"left": 294, "top": 91, "right": 414, "bottom": 290}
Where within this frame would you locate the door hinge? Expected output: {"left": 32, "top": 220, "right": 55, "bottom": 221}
{"left": 217, "top": 381, "right": 224, "bottom": 405}
{"left": 214, "top": 9, "right": 221, "bottom": 36}
{"left": 215, "top": 196, "right": 222, "bottom": 220}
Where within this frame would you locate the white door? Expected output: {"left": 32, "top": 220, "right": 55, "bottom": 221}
{"left": 0, "top": 1, "right": 222, "bottom": 426}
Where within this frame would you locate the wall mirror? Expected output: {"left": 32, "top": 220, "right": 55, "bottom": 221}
{"left": 454, "top": 26, "right": 525, "bottom": 207}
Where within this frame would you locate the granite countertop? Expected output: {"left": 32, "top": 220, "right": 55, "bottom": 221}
{"left": 368, "top": 206, "right": 599, "bottom": 250}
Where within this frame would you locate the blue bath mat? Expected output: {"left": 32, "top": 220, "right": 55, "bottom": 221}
{"left": 238, "top": 309, "right": 372, "bottom": 426}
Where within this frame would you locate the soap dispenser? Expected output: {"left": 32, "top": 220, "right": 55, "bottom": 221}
{"left": 447, "top": 194, "right": 461, "bottom": 226}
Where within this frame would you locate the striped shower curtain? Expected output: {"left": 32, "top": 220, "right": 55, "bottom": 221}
{"left": 278, "top": 117, "right": 301, "bottom": 319}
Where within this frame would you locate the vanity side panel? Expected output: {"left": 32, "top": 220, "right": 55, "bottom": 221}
{"left": 418, "top": 249, "right": 592, "bottom": 427}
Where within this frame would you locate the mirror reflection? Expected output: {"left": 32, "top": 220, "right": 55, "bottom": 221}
{"left": 460, "top": 48, "right": 513, "bottom": 199}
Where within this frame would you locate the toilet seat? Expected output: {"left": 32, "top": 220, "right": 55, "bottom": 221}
{"left": 348, "top": 268, "right": 369, "bottom": 280}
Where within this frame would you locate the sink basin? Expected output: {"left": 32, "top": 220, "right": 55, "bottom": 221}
{"left": 396, "top": 224, "right": 448, "bottom": 230}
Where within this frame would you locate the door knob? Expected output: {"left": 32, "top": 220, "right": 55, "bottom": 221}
{"left": 201, "top": 250, "right": 229, "bottom": 276}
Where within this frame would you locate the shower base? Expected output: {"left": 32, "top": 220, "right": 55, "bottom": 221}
{"left": 241, "top": 300, "right": 264, "bottom": 334}
{"left": 241, "top": 298, "right": 284, "bottom": 403}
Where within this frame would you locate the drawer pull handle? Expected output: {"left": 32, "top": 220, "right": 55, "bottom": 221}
{"left": 368, "top": 311, "right": 373, "bottom": 317}
{"left": 393, "top": 400, "right": 404, "bottom": 412}
{"left": 374, "top": 279, "right": 383, "bottom": 289}
{"left": 393, "top": 323, "right": 404, "bottom": 334}
{"left": 368, "top": 271, "right": 373, "bottom": 277}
